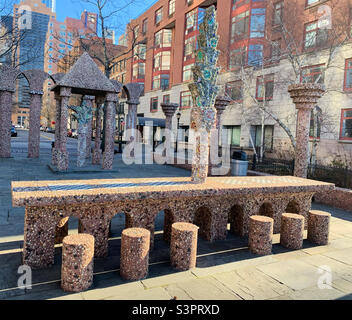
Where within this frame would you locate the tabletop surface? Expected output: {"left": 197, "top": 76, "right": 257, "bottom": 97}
{"left": 11, "top": 176, "right": 334, "bottom": 207}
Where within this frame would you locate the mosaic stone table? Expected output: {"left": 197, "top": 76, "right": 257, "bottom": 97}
{"left": 11, "top": 176, "right": 334, "bottom": 269}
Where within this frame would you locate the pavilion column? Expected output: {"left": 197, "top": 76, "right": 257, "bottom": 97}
{"left": 288, "top": 84, "right": 325, "bottom": 178}
{"left": 82, "top": 95, "right": 95, "bottom": 159}
{"left": 102, "top": 92, "right": 118, "bottom": 170}
{"left": 52, "top": 93, "right": 61, "bottom": 166}
{"left": 0, "top": 90, "right": 13, "bottom": 158}
{"left": 28, "top": 90, "right": 44, "bottom": 159}
{"left": 92, "top": 101, "right": 103, "bottom": 165}
{"left": 126, "top": 101, "right": 138, "bottom": 142}
{"left": 161, "top": 102, "right": 179, "bottom": 162}
{"left": 209, "top": 96, "right": 231, "bottom": 174}
{"left": 56, "top": 87, "right": 71, "bottom": 171}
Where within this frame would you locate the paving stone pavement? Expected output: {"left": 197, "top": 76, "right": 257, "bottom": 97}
{"left": 1, "top": 138, "right": 352, "bottom": 300}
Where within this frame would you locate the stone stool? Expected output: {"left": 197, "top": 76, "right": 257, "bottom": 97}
{"left": 61, "top": 234, "right": 94, "bottom": 292}
{"left": 170, "top": 222, "right": 199, "bottom": 271}
{"left": 248, "top": 215, "right": 274, "bottom": 255}
{"left": 308, "top": 210, "right": 331, "bottom": 245}
{"left": 280, "top": 213, "right": 304, "bottom": 250}
{"left": 120, "top": 228, "right": 150, "bottom": 281}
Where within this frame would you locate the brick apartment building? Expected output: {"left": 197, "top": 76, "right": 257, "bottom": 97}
{"left": 120, "top": 0, "right": 352, "bottom": 167}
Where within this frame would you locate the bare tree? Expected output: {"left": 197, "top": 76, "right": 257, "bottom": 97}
{"left": 221, "top": 0, "right": 352, "bottom": 162}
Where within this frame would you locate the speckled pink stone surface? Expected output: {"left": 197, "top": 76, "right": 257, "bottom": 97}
{"left": 308, "top": 210, "right": 331, "bottom": 245}
{"left": 61, "top": 234, "right": 94, "bottom": 292}
{"left": 280, "top": 213, "right": 304, "bottom": 250}
{"left": 55, "top": 217, "right": 69, "bottom": 244}
{"left": 11, "top": 176, "right": 334, "bottom": 268}
{"left": 170, "top": 222, "right": 199, "bottom": 271}
{"left": 0, "top": 91, "right": 13, "bottom": 158}
{"left": 288, "top": 84, "right": 325, "bottom": 178}
{"left": 248, "top": 215, "right": 273, "bottom": 255}
{"left": 120, "top": 228, "right": 150, "bottom": 281}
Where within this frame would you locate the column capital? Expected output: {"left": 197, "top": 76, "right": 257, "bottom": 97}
{"left": 105, "top": 92, "right": 118, "bottom": 102}
{"left": 288, "top": 83, "right": 325, "bottom": 110}
{"left": 214, "top": 95, "right": 231, "bottom": 114}
{"left": 161, "top": 103, "right": 179, "bottom": 118}
{"left": 60, "top": 87, "right": 72, "bottom": 97}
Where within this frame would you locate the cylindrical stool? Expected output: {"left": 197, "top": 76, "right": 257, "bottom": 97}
{"left": 120, "top": 228, "right": 150, "bottom": 281}
{"left": 61, "top": 234, "right": 94, "bottom": 292}
{"left": 170, "top": 222, "right": 199, "bottom": 271}
{"left": 280, "top": 213, "right": 304, "bottom": 250}
{"left": 249, "top": 215, "right": 274, "bottom": 255}
{"left": 308, "top": 210, "right": 331, "bottom": 245}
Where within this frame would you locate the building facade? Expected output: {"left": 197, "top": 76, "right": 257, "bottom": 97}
{"left": 121, "top": 0, "right": 352, "bottom": 167}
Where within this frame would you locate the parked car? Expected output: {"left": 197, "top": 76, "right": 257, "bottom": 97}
{"left": 46, "top": 127, "right": 55, "bottom": 133}
{"left": 11, "top": 125, "right": 17, "bottom": 137}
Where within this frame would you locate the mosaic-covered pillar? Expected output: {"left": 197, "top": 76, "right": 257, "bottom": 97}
{"left": 288, "top": 84, "right": 325, "bottom": 178}
{"left": 92, "top": 100, "right": 103, "bottom": 165}
{"left": 161, "top": 102, "right": 179, "bottom": 161}
{"left": 188, "top": 6, "right": 220, "bottom": 184}
{"left": 56, "top": 87, "right": 72, "bottom": 171}
{"left": 0, "top": 65, "right": 20, "bottom": 159}
{"left": 0, "top": 90, "right": 13, "bottom": 158}
{"left": 123, "top": 83, "right": 144, "bottom": 142}
{"left": 28, "top": 91, "right": 43, "bottom": 158}
{"left": 102, "top": 92, "right": 118, "bottom": 170}
{"left": 23, "top": 70, "right": 49, "bottom": 159}
{"left": 83, "top": 95, "right": 95, "bottom": 159}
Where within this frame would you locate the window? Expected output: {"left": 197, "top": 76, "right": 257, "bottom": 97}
{"left": 272, "top": 1, "right": 283, "bottom": 26}
{"left": 150, "top": 97, "right": 158, "bottom": 112}
{"left": 301, "top": 64, "right": 324, "bottom": 84}
{"left": 233, "top": 0, "right": 251, "bottom": 10}
{"left": 142, "top": 19, "right": 148, "bottom": 34}
{"left": 306, "top": 0, "right": 320, "bottom": 7}
{"left": 310, "top": 108, "right": 321, "bottom": 139}
{"left": 132, "top": 63, "right": 145, "bottom": 79}
{"left": 340, "top": 109, "right": 352, "bottom": 140}
{"left": 154, "top": 29, "right": 172, "bottom": 48}
{"left": 134, "top": 44, "right": 146, "bottom": 60}
{"left": 169, "top": 0, "right": 176, "bottom": 16}
{"left": 155, "top": 7, "right": 163, "bottom": 25}
{"left": 231, "top": 10, "right": 250, "bottom": 41}
{"left": 256, "top": 74, "right": 274, "bottom": 101}
{"left": 224, "top": 126, "right": 241, "bottom": 146}
{"left": 186, "top": 9, "right": 197, "bottom": 31}
{"left": 229, "top": 47, "right": 247, "bottom": 69}
{"left": 153, "top": 51, "right": 171, "bottom": 71}
{"left": 184, "top": 36, "right": 196, "bottom": 60}
{"left": 248, "top": 44, "right": 263, "bottom": 66}
{"left": 133, "top": 25, "right": 139, "bottom": 39}
{"left": 304, "top": 21, "right": 328, "bottom": 50}
{"left": 163, "top": 94, "right": 170, "bottom": 104}
{"left": 251, "top": 125, "right": 274, "bottom": 151}
{"left": 180, "top": 91, "right": 193, "bottom": 109}
{"left": 225, "top": 81, "right": 243, "bottom": 102}
{"left": 183, "top": 64, "right": 194, "bottom": 81}
{"left": 250, "top": 8, "right": 266, "bottom": 38}
{"left": 271, "top": 39, "right": 281, "bottom": 62}
{"left": 344, "top": 58, "right": 352, "bottom": 91}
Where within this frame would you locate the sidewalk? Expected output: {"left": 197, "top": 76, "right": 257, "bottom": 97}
{"left": 1, "top": 152, "right": 352, "bottom": 300}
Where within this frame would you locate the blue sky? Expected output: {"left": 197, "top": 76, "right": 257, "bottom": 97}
{"left": 55, "top": 0, "right": 158, "bottom": 42}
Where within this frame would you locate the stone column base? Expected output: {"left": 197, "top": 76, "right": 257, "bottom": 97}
{"left": 56, "top": 150, "right": 69, "bottom": 171}
{"left": 92, "top": 149, "right": 102, "bottom": 165}
{"left": 102, "top": 150, "right": 114, "bottom": 170}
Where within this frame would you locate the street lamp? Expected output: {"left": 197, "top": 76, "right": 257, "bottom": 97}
{"left": 117, "top": 102, "right": 125, "bottom": 153}
{"left": 176, "top": 112, "right": 181, "bottom": 153}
